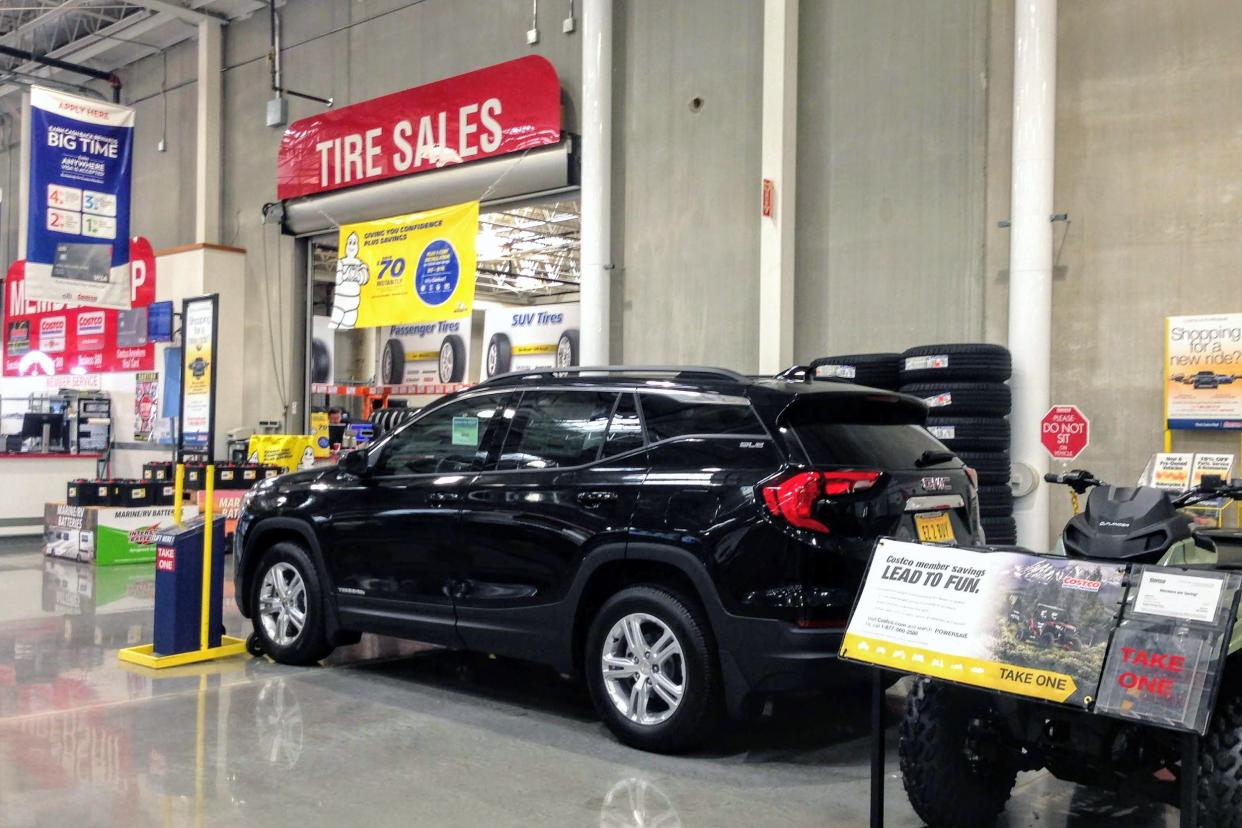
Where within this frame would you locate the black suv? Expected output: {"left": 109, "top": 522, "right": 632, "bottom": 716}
{"left": 234, "top": 367, "right": 980, "bottom": 752}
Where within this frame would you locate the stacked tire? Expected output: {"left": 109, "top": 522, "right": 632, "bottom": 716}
{"left": 899, "top": 344, "right": 1016, "bottom": 545}
{"left": 807, "top": 353, "right": 903, "bottom": 391}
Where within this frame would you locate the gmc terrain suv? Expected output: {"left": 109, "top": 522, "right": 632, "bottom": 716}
{"left": 234, "top": 366, "right": 980, "bottom": 752}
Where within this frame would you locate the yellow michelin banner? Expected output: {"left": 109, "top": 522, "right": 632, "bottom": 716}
{"left": 247, "top": 435, "right": 319, "bottom": 473}
{"left": 331, "top": 201, "right": 479, "bottom": 330}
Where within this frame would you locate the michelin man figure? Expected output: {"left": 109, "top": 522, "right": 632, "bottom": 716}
{"left": 331, "top": 231, "right": 369, "bottom": 329}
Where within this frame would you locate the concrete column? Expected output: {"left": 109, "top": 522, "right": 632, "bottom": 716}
{"left": 580, "top": 0, "right": 613, "bottom": 366}
{"left": 758, "top": 0, "right": 798, "bottom": 374}
{"left": 1008, "top": 0, "right": 1057, "bottom": 550}
{"left": 17, "top": 92, "right": 30, "bottom": 259}
{"left": 195, "top": 19, "right": 223, "bottom": 245}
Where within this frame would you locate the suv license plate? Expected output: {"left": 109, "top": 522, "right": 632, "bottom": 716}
{"left": 915, "top": 511, "right": 955, "bottom": 543}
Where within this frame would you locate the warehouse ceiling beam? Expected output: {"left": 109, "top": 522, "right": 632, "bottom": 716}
{"left": 122, "top": 0, "right": 227, "bottom": 26}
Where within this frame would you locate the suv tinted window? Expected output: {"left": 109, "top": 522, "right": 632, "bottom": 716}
{"left": 498, "top": 391, "right": 616, "bottom": 469}
{"left": 602, "top": 393, "right": 644, "bottom": 457}
{"left": 373, "top": 396, "right": 500, "bottom": 475}
{"left": 782, "top": 393, "right": 944, "bottom": 469}
{"left": 640, "top": 393, "right": 763, "bottom": 442}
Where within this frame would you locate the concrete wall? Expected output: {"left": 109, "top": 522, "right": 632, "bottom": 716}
{"left": 794, "top": 0, "right": 991, "bottom": 361}
{"left": 986, "top": 0, "right": 1242, "bottom": 532}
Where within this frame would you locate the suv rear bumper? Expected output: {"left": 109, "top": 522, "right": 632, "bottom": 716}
{"left": 714, "top": 613, "right": 872, "bottom": 711}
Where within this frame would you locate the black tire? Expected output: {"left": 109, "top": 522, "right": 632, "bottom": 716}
{"left": 1198, "top": 678, "right": 1242, "bottom": 826}
{"left": 310, "top": 338, "right": 332, "bottom": 384}
{"left": 978, "top": 485, "right": 1014, "bottom": 517}
{"left": 584, "top": 585, "right": 722, "bottom": 753}
{"left": 438, "top": 334, "right": 466, "bottom": 383}
{"left": 380, "top": 337, "right": 404, "bottom": 385}
{"left": 485, "top": 333, "right": 512, "bottom": 378}
{"left": 249, "top": 542, "right": 334, "bottom": 666}
{"left": 956, "top": 451, "right": 1011, "bottom": 486}
{"left": 982, "top": 516, "right": 1017, "bottom": 545}
{"left": 900, "top": 343, "right": 1012, "bottom": 383}
{"left": 556, "top": 329, "right": 580, "bottom": 368}
{"left": 808, "top": 352, "right": 902, "bottom": 390}
{"left": 899, "top": 382, "right": 1011, "bottom": 417}
{"left": 900, "top": 678, "right": 1018, "bottom": 828}
{"left": 926, "top": 417, "right": 1010, "bottom": 452}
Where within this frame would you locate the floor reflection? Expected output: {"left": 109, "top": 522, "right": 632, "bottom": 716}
{"left": 600, "top": 777, "right": 683, "bottom": 828}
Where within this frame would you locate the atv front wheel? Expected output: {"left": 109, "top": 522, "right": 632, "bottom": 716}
{"left": 1198, "top": 682, "right": 1242, "bottom": 826}
{"left": 900, "top": 678, "right": 1018, "bottom": 827}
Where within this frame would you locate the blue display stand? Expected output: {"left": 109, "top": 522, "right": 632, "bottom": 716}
{"left": 153, "top": 515, "right": 225, "bottom": 656}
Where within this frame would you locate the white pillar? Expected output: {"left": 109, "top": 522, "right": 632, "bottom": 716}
{"left": 1008, "top": 0, "right": 1057, "bottom": 550}
{"left": 758, "top": 0, "right": 798, "bottom": 374}
{"left": 580, "top": 0, "right": 613, "bottom": 365}
{"left": 195, "top": 20, "right": 223, "bottom": 244}
{"left": 17, "top": 92, "right": 30, "bottom": 259}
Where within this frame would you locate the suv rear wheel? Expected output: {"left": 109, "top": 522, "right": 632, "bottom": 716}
{"left": 585, "top": 586, "right": 721, "bottom": 753}
{"left": 250, "top": 542, "right": 334, "bottom": 665}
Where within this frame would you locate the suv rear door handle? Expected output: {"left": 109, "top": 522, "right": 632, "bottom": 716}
{"left": 428, "top": 491, "right": 461, "bottom": 505}
{"left": 578, "top": 490, "right": 619, "bottom": 506}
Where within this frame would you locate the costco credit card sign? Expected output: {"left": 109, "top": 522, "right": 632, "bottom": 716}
{"left": 25, "top": 87, "right": 134, "bottom": 309}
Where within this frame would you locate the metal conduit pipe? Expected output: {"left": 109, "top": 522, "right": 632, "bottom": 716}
{"left": 0, "top": 44, "right": 121, "bottom": 102}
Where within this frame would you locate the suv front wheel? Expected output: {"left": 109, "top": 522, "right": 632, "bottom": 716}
{"left": 585, "top": 585, "right": 721, "bottom": 753}
{"left": 250, "top": 542, "right": 334, "bottom": 665}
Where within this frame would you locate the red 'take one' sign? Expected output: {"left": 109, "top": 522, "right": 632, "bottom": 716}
{"left": 276, "top": 56, "right": 562, "bottom": 200}
{"left": 1041, "top": 404, "right": 1090, "bottom": 461}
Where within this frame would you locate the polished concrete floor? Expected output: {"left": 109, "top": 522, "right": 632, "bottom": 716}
{"left": 0, "top": 537, "right": 1180, "bottom": 827}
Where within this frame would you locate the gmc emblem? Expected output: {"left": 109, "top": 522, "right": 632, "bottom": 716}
{"left": 921, "top": 477, "right": 952, "bottom": 492}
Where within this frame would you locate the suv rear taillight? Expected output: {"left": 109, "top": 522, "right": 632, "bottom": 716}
{"left": 761, "top": 470, "right": 881, "bottom": 534}
{"left": 964, "top": 466, "right": 979, "bottom": 490}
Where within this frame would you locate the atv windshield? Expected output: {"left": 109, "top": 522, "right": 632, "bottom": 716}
{"left": 781, "top": 393, "right": 952, "bottom": 470}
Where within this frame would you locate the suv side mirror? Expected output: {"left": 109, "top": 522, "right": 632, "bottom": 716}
{"left": 340, "top": 448, "right": 370, "bottom": 477}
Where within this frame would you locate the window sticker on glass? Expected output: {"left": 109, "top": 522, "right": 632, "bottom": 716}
{"left": 452, "top": 416, "right": 480, "bottom": 446}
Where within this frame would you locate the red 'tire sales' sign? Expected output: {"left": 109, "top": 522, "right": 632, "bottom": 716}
{"left": 276, "top": 56, "right": 562, "bottom": 200}
{"left": 1041, "top": 404, "right": 1089, "bottom": 461}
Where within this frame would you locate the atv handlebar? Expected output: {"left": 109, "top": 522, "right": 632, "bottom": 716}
{"left": 1043, "top": 469, "right": 1102, "bottom": 495}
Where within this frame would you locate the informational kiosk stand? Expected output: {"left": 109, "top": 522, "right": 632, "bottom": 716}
{"left": 843, "top": 538, "right": 1241, "bottom": 828}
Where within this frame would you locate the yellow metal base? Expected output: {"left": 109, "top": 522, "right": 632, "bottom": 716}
{"left": 117, "top": 635, "right": 248, "bottom": 669}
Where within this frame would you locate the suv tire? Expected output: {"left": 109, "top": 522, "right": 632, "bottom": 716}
{"left": 808, "top": 353, "right": 902, "bottom": 390}
{"left": 900, "top": 678, "right": 1018, "bottom": 827}
{"left": 585, "top": 586, "right": 722, "bottom": 753}
{"left": 956, "top": 451, "right": 1011, "bottom": 486}
{"left": 926, "top": 416, "right": 1010, "bottom": 452}
{"left": 899, "top": 382, "right": 1011, "bottom": 417}
{"left": 250, "top": 542, "right": 334, "bottom": 665}
{"left": 900, "top": 343, "right": 1012, "bottom": 383}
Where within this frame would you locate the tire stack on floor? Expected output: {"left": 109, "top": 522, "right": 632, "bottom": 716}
{"left": 807, "top": 353, "right": 903, "bottom": 391}
{"left": 898, "top": 344, "right": 1016, "bottom": 545}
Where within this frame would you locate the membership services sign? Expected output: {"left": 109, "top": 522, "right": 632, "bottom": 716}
{"left": 331, "top": 201, "right": 478, "bottom": 330}
{"left": 25, "top": 87, "right": 134, "bottom": 309}
{"left": 842, "top": 539, "right": 1126, "bottom": 707}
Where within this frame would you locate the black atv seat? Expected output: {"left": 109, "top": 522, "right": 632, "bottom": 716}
{"left": 1198, "top": 529, "right": 1242, "bottom": 566}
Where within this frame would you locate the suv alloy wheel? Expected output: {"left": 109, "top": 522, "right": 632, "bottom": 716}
{"left": 585, "top": 586, "right": 722, "bottom": 753}
{"left": 250, "top": 542, "right": 334, "bottom": 665}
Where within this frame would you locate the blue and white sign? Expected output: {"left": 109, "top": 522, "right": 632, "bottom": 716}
{"left": 24, "top": 87, "right": 135, "bottom": 309}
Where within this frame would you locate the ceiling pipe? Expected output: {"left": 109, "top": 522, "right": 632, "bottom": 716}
{"left": 1008, "top": 0, "right": 1058, "bottom": 550}
{"left": 0, "top": 43, "right": 121, "bottom": 102}
{"left": 267, "top": 0, "right": 332, "bottom": 107}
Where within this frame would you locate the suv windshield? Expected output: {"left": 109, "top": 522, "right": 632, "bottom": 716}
{"left": 782, "top": 394, "right": 949, "bottom": 469}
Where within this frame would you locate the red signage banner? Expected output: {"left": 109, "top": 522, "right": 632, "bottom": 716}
{"left": 3, "top": 236, "right": 156, "bottom": 376}
{"left": 276, "top": 56, "right": 562, "bottom": 200}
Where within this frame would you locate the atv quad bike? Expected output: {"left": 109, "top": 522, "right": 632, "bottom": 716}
{"left": 900, "top": 470, "right": 1242, "bottom": 827}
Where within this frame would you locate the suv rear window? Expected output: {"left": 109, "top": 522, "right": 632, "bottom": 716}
{"left": 640, "top": 393, "right": 763, "bottom": 442}
{"left": 783, "top": 394, "right": 945, "bottom": 469}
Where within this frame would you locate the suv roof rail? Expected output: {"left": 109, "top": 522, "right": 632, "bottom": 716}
{"left": 477, "top": 365, "right": 750, "bottom": 387}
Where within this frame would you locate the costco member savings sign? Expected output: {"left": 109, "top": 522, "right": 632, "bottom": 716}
{"left": 277, "top": 56, "right": 561, "bottom": 199}
{"left": 25, "top": 87, "right": 134, "bottom": 309}
{"left": 3, "top": 237, "right": 155, "bottom": 376}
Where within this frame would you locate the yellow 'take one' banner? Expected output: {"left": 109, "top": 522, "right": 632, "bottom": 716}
{"left": 331, "top": 201, "right": 479, "bottom": 330}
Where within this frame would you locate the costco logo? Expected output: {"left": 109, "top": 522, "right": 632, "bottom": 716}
{"left": 77, "top": 312, "right": 105, "bottom": 335}
{"left": 39, "top": 316, "right": 66, "bottom": 352}
{"left": 1062, "top": 577, "right": 1102, "bottom": 593}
